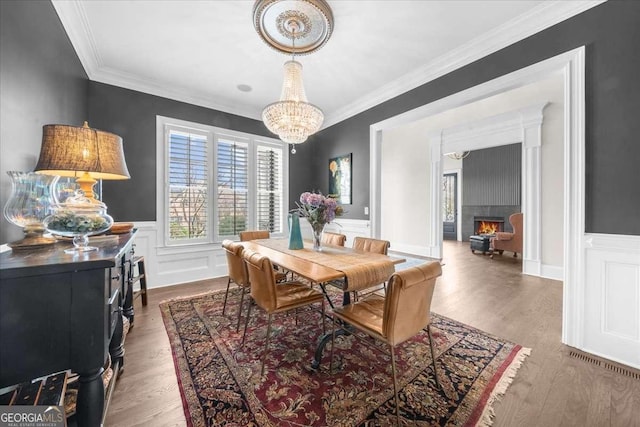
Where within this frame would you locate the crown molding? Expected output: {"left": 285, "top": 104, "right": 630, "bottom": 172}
{"left": 52, "top": 0, "right": 102, "bottom": 77}
{"left": 52, "top": 0, "right": 604, "bottom": 127}
{"left": 90, "top": 66, "right": 263, "bottom": 121}
{"left": 322, "top": 0, "right": 605, "bottom": 128}
{"left": 51, "top": 0, "right": 263, "bottom": 121}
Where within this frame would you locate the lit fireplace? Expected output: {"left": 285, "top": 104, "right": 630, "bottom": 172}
{"left": 473, "top": 216, "right": 504, "bottom": 235}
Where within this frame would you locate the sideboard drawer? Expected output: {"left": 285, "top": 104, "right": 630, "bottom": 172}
{"left": 107, "top": 288, "right": 120, "bottom": 339}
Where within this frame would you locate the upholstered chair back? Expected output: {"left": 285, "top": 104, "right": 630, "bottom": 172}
{"left": 353, "top": 237, "right": 390, "bottom": 255}
{"left": 242, "top": 249, "right": 277, "bottom": 312}
{"left": 222, "top": 240, "right": 249, "bottom": 286}
{"left": 239, "top": 230, "right": 270, "bottom": 241}
{"left": 383, "top": 261, "right": 442, "bottom": 345}
{"left": 322, "top": 232, "right": 347, "bottom": 246}
{"left": 508, "top": 213, "right": 523, "bottom": 248}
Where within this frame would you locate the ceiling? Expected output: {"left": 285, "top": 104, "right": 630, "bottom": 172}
{"left": 52, "top": 1, "right": 601, "bottom": 129}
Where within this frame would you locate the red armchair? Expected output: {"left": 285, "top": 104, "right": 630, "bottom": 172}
{"left": 490, "top": 213, "right": 523, "bottom": 259}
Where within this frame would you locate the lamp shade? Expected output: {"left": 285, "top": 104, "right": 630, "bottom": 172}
{"left": 34, "top": 122, "right": 130, "bottom": 180}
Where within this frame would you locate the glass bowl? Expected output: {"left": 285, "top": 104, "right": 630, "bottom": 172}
{"left": 44, "top": 190, "right": 113, "bottom": 254}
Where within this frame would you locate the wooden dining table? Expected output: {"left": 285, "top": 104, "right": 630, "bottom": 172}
{"left": 241, "top": 238, "right": 405, "bottom": 369}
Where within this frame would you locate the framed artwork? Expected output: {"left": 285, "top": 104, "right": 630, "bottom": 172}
{"left": 328, "top": 153, "right": 352, "bottom": 204}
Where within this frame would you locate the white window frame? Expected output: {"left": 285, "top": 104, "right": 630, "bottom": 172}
{"left": 156, "top": 116, "right": 289, "bottom": 248}
{"left": 163, "top": 123, "right": 213, "bottom": 245}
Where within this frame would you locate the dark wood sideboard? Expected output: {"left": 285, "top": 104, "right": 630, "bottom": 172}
{"left": 0, "top": 231, "right": 137, "bottom": 426}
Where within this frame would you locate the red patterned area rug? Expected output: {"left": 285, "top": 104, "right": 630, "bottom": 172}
{"left": 160, "top": 289, "right": 530, "bottom": 427}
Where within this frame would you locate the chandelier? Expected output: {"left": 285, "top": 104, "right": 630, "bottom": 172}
{"left": 253, "top": 0, "right": 334, "bottom": 153}
{"left": 446, "top": 151, "right": 471, "bottom": 160}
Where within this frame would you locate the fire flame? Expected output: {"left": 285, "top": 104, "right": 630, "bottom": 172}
{"left": 477, "top": 221, "right": 499, "bottom": 235}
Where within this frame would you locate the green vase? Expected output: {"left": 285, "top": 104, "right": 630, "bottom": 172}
{"left": 288, "top": 213, "right": 303, "bottom": 250}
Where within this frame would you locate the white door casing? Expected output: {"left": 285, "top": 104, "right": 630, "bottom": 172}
{"left": 370, "top": 47, "right": 589, "bottom": 358}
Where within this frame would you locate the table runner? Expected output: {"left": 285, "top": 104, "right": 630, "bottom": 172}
{"left": 254, "top": 239, "right": 396, "bottom": 292}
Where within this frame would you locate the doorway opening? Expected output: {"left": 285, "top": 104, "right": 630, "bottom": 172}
{"left": 370, "top": 47, "right": 585, "bottom": 348}
{"left": 442, "top": 172, "right": 459, "bottom": 241}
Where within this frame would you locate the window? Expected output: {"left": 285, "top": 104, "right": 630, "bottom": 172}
{"left": 256, "top": 143, "right": 284, "bottom": 233}
{"left": 216, "top": 137, "right": 249, "bottom": 237}
{"left": 158, "top": 116, "right": 288, "bottom": 246}
{"left": 167, "top": 128, "right": 209, "bottom": 243}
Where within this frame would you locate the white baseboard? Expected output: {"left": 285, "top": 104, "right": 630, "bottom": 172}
{"left": 524, "top": 260, "right": 562, "bottom": 281}
{"left": 388, "top": 242, "right": 434, "bottom": 259}
{"left": 540, "top": 264, "right": 563, "bottom": 281}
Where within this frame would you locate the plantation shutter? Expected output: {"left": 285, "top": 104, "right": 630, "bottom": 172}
{"left": 168, "top": 129, "right": 208, "bottom": 241}
{"left": 217, "top": 138, "right": 249, "bottom": 237}
{"left": 256, "top": 144, "right": 284, "bottom": 233}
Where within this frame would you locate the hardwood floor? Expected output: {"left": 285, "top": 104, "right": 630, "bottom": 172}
{"left": 105, "top": 241, "right": 640, "bottom": 426}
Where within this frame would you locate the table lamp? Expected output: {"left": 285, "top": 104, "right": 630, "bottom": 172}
{"left": 34, "top": 121, "right": 130, "bottom": 253}
{"left": 34, "top": 121, "right": 130, "bottom": 203}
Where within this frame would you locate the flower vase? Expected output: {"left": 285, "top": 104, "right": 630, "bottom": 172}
{"left": 311, "top": 223, "right": 325, "bottom": 251}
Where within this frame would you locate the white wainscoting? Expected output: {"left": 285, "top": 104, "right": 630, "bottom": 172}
{"left": 389, "top": 242, "right": 434, "bottom": 258}
{"left": 582, "top": 233, "right": 640, "bottom": 369}
{"left": 132, "top": 219, "right": 374, "bottom": 289}
{"left": 304, "top": 218, "right": 371, "bottom": 248}
{"left": 132, "top": 221, "right": 230, "bottom": 289}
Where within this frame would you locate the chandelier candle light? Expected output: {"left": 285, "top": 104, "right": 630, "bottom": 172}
{"left": 254, "top": 0, "right": 333, "bottom": 153}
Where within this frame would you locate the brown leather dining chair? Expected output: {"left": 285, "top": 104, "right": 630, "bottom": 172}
{"left": 330, "top": 261, "right": 442, "bottom": 426}
{"left": 321, "top": 231, "right": 347, "bottom": 247}
{"left": 239, "top": 230, "right": 270, "bottom": 241}
{"left": 239, "top": 230, "right": 288, "bottom": 282}
{"left": 351, "top": 237, "right": 392, "bottom": 299}
{"left": 242, "top": 249, "right": 326, "bottom": 376}
{"left": 352, "top": 236, "right": 391, "bottom": 255}
{"left": 221, "top": 240, "right": 251, "bottom": 331}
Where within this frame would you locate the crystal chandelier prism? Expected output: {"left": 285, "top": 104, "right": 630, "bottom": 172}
{"left": 253, "top": 0, "right": 333, "bottom": 153}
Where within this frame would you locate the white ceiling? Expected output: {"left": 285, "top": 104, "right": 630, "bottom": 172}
{"left": 52, "top": 1, "right": 602, "bottom": 129}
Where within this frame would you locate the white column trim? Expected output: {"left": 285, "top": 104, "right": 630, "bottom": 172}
{"left": 369, "top": 127, "right": 382, "bottom": 239}
{"left": 562, "top": 46, "right": 586, "bottom": 348}
{"left": 429, "top": 137, "right": 443, "bottom": 259}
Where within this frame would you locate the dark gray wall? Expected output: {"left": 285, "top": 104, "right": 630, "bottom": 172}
{"left": 87, "top": 82, "right": 272, "bottom": 222}
{"left": 3, "top": 1, "right": 639, "bottom": 236}
{"left": 290, "top": 119, "right": 372, "bottom": 219}
{"left": 300, "top": 1, "right": 640, "bottom": 235}
{"left": 461, "top": 145, "right": 522, "bottom": 241}
{"left": 463, "top": 144, "right": 521, "bottom": 206}
{"left": 0, "top": 0, "right": 88, "bottom": 244}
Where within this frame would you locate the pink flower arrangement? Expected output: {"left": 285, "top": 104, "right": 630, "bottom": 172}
{"left": 295, "top": 191, "right": 343, "bottom": 230}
